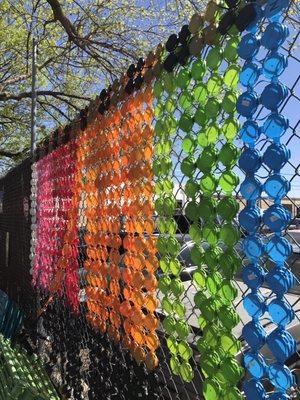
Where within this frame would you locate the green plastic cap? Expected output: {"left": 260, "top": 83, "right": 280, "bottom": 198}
{"left": 218, "top": 143, "right": 239, "bottom": 168}
{"left": 216, "top": 196, "right": 239, "bottom": 221}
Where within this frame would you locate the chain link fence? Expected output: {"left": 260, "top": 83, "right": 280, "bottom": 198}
{"left": 0, "top": 1, "right": 299, "bottom": 399}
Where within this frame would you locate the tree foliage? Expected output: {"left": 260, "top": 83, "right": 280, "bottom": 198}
{"left": 0, "top": 0, "right": 203, "bottom": 174}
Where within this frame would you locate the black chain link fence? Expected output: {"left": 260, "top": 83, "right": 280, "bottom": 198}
{"left": 0, "top": 3, "right": 299, "bottom": 400}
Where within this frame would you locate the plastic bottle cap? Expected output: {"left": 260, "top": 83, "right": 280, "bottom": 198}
{"left": 220, "top": 224, "right": 240, "bottom": 246}
{"left": 264, "top": 173, "right": 290, "bottom": 199}
{"left": 240, "top": 176, "right": 262, "bottom": 201}
{"left": 196, "top": 146, "right": 217, "bottom": 173}
{"left": 178, "top": 341, "right": 193, "bottom": 360}
{"left": 175, "top": 320, "right": 190, "bottom": 339}
{"left": 242, "top": 265, "right": 265, "bottom": 290}
{"left": 191, "top": 59, "right": 206, "bottom": 80}
{"left": 204, "top": 98, "right": 221, "bottom": 118}
{"left": 216, "top": 196, "right": 239, "bottom": 221}
{"left": 200, "top": 174, "right": 218, "bottom": 195}
{"left": 243, "top": 378, "right": 268, "bottom": 400}
{"left": 239, "top": 62, "right": 260, "bottom": 87}
{"left": 170, "top": 278, "right": 185, "bottom": 297}
{"left": 244, "top": 352, "right": 267, "bottom": 379}
{"left": 237, "top": 33, "right": 260, "bottom": 60}
{"left": 176, "top": 68, "right": 191, "bottom": 89}
{"left": 263, "top": 52, "right": 288, "bottom": 79}
{"left": 203, "top": 379, "right": 221, "bottom": 400}
{"left": 219, "top": 171, "right": 239, "bottom": 193}
{"left": 179, "top": 361, "right": 194, "bottom": 382}
{"left": 224, "top": 65, "right": 240, "bottom": 88}
{"left": 266, "top": 265, "right": 296, "bottom": 296}
{"left": 198, "top": 197, "right": 216, "bottom": 220}
{"left": 202, "top": 223, "right": 219, "bottom": 246}
{"left": 243, "top": 234, "right": 264, "bottom": 260}
{"left": 261, "top": 22, "right": 289, "bottom": 50}
{"left": 268, "top": 298, "right": 295, "bottom": 327}
{"left": 185, "top": 201, "right": 200, "bottom": 221}
{"left": 237, "top": 91, "right": 259, "bottom": 117}
{"left": 260, "top": 82, "right": 288, "bottom": 110}
{"left": 179, "top": 91, "right": 193, "bottom": 110}
{"left": 190, "top": 243, "right": 204, "bottom": 265}
{"left": 193, "top": 268, "right": 206, "bottom": 288}
{"left": 268, "top": 363, "right": 295, "bottom": 391}
{"left": 167, "top": 336, "right": 178, "bottom": 355}
{"left": 242, "top": 321, "right": 266, "bottom": 350}
{"left": 264, "top": 0, "right": 289, "bottom": 21}
{"left": 219, "top": 306, "right": 239, "bottom": 331}
{"left": 262, "top": 143, "right": 290, "bottom": 171}
{"left": 218, "top": 143, "right": 239, "bottom": 167}
{"left": 223, "top": 117, "right": 240, "bottom": 141}
{"left": 207, "top": 74, "right": 223, "bottom": 95}
{"left": 193, "top": 83, "right": 208, "bottom": 105}
{"left": 243, "top": 292, "right": 265, "bottom": 318}
{"left": 223, "top": 90, "right": 238, "bottom": 114}
{"left": 206, "top": 47, "right": 223, "bottom": 70}
{"left": 262, "top": 204, "right": 291, "bottom": 232}
{"left": 262, "top": 113, "right": 289, "bottom": 140}
{"left": 162, "top": 315, "right": 176, "bottom": 334}
{"left": 266, "top": 235, "right": 292, "bottom": 263}
{"left": 181, "top": 156, "right": 196, "bottom": 177}
{"left": 170, "top": 356, "right": 180, "bottom": 375}
{"left": 179, "top": 112, "right": 194, "bottom": 132}
{"left": 239, "top": 147, "right": 262, "bottom": 173}
{"left": 185, "top": 179, "right": 199, "bottom": 198}
{"left": 220, "top": 333, "right": 240, "bottom": 355}
{"left": 267, "top": 328, "right": 297, "bottom": 363}
{"left": 238, "top": 205, "right": 261, "bottom": 233}
{"left": 240, "top": 120, "right": 260, "bottom": 144}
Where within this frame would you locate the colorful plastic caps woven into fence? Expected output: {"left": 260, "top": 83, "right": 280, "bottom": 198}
{"left": 153, "top": 19, "right": 244, "bottom": 400}
{"left": 78, "top": 86, "right": 159, "bottom": 370}
{"left": 32, "top": 140, "right": 80, "bottom": 312}
{"left": 0, "top": 335, "right": 59, "bottom": 399}
{"left": 237, "top": 1, "right": 297, "bottom": 398}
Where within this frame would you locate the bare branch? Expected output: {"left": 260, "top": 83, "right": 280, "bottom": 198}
{"left": 0, "top": 90, "right": 91, "bottom": 102}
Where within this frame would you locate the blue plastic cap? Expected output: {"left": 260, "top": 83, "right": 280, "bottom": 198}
{"left": 243, "top": 379, "right": 268, "bottom": 400}
{"left": 264, "top": 173, "right": 290, "bottom": 199}
{"left": 237, "top": 91, "right": 259, "bottom": 117}
{"left": 260, "top": 82, "right": 288, "bottom": 111}
{"left": 240, "top": 176, "right": 262, "bottom": 201}
{"left": 239, "top": 148, "right": 262, "bottom": 173}
{"left": 243, "top": 234, "right": 265, "bottom": 261}
{"left": 238, "top": 33, "right": 260, "bottom": 60}
{"left": 266, "top": 235, "right": 292, "bottom": 263}
{"left": 244, "top": 352, "right": 267, "bottom": 379}
{"left": 266, "top": 265, "right": 296, "bottom": 296}
{"left": 268, "top": 363, "right": 296, "bottom": 391}
{"left": 240, "top": 120, "right": 261, "bottom": 144}
{"left": 261, "top": 22, "right": 289, "bottom": 50}
{"left": 242, "top": 264, "right": 265, "bottom": 290}
{"left": 239, "top": 62, "right": 260, "bottom": 88}
{"left": 243, "top": 292, "right": 266, "bottom": 319}
{"left": 242, "top": 321, "right": 267, "bottom": 350}
{"left": 263, "top": 204, "right": 291, "bottom": 232}
{"left": 239, "top": 205, "right": 262, "bottom": 233}
{"left": 263, "top": 52, "right": 288, "bottom": 79}
{"left": 265, "top": 0, "right": 290, "bottom": 22}
{"left": 263, "top": 143, "right": 290, "bottom": 171}
{"left": 268, "top": 298, "right": 295, "bottom": 327}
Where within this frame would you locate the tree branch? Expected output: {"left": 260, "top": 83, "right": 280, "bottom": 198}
{"left": 0, "top": 90, "right": 91, "bottom": 102}
{"left": 0, "top": 150, "right": 23, "bottom": 159}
